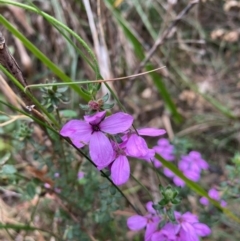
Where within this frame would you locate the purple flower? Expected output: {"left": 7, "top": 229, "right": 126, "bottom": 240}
{"left": 110, "top": 128, "right": 165, "bottom": 185}
{"left": 178, "top": 151, "right": 207, "bottom": 182}
{"left": 151, "top": 211, "right": 211, "bottom": 241}
{"left": 153, "top": 138, "right": 175, "bottom": 168}
{"left": 179, "top": 151, "right": 209, "bottom": 176}
{"left": 60, "top": 111, "right": 133, "bottom": 168}
{"left": 166, "top": 151, "right": 209, "bottom": 187}
{"left": 174, "top": 211, "right": 211, "bottom": 241}
{"left": 110, "top": 140, "right": 153, "bottom": 185}
{"left": 127, "top": 201, "right": 160, "bottom": 241}
{"left": 199, "top": 188, "right": 227, "bottom": 207}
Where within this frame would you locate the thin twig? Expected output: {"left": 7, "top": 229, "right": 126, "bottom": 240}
{"left": 122, "top": 1, "right": 199, "bottom": 96}
{"left": 134, "top": 0, "right": 199, "bottom": 74}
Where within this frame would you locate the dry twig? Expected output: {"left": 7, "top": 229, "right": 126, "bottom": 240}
{"left": 123, "top": 0, "right": 199, "bottom": 94}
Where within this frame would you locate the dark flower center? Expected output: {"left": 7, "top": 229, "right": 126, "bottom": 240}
{"left": 91, "top": 124, "right": 100, "bottom": 133}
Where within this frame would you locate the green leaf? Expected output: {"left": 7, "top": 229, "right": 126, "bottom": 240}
{"left": 102, "top": 93, "right": 110, "bottom": 102}
{"left": 1, "top": 164, "right": 16, "bottom": 174}
{"left": 79, "top": 104, "right": 89, "bottom": 111}
{"left": 102, "top": 103, "right": 115, "bottom": 110}
{"left": 26, "top": 182, "right": 36, "bottom": 198}
{"left": 60, "top": 110, "right": 78, "bottom": 118}
{"left": 171, "top": 198, "right": 181, "bottom": 205}
{"left": 57, "top": 86, "right": 69, "bottom": 93}
{"left": 0, "top": 152, "right": 11, "bottom": 165}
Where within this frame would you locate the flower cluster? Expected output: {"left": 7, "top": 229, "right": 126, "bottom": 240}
{"left": 127, "top": 202, "right": 211, "bottom": 241}
{"left": 60, "top": 111, "right": 165, "bottom": 185}
{"left": 200, "top": 188, "right": 227, "bottom": 207}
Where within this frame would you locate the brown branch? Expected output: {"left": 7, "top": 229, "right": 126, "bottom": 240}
{"left": 0, "top": 31, "right": 31, "bottom": 105}
{"left": 0, "top": 31, "right": 50, "bottom": 127}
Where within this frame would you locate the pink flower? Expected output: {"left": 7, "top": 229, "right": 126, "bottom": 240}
{"left": 199, "top": 188, "right": 227, "bottom": 207}
{"left": 174, "top": 211, "right": 211, "bottom": 241}
{"left": 127, "top": 202, "right": 160, "bottom": 241}
{"left": 60, "top": 111, "right": 133, "bottom": 168}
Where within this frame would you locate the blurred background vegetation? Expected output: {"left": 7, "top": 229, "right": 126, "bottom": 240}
{"left": 1, "top": 0, "right": 240, "bottom": 240}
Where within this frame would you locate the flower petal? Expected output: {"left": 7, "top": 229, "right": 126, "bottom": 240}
{"left": 173, "top": 176, "right": 185, "bottom": 187}
{"left": 220, "top": 200, "right": 227, "bottom": 207}
{"left": 84, "top": 111, "right": 106, "bottom": 125}
{"left": 153, "top": 158, "right": 162, "bottom": 168}
{"left": 163, "top": 168, "right": 175, "bottom": 178}
{"left": 152, "top": 223, "right": 178, "bottom": 241}
{"left": 111, "top": 155, "right": 130, "bottom": 185}
{"left": 126, "top": 134, "right": 149, "bottom": 157}
{"left": 127, "top": 215, "right": 147, "bottom": 230}
{"left": 145, "top": 218, "right": 160, "bottom": 241}
{"left": 60, "top": 120, "right": 91, "bottom": 137}
{"left": 100, "top": 112, "right": 133, "bottom": 134}
{"left": 199, "top": 197, "right": 209, "bottom": 206}
{"left": 209, "top": 188, "right": 220, "bottom": 200}
{"left": 181, "top": 222, "right": 199, "bottom": 241}
{"left": 137, "top": 128, "right": 166, "bottom": 136}
{"left": 89, "top": 132, "right": 113, "bottom": 167}
{"left": 182, "top": 212, "right": 199, "bottom": 223}
{"left": 146, "top": 201, "right": 156, "bottom": 214}
{"left": 193, "top": 223, "right": 211, "bottom": 237}
{"left": 60, "top": 120, "right": 92, "bottom": 148}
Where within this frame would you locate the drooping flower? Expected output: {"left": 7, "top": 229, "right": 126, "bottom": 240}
{"left": 125, "top": 128, "right": 166, "bottom": 161}
{"left": 199, "top": 188, "right": 227, "bottom": 207}
{"left": 127, "top": 201, "right": 160, "bottom": 241}
{"left": 60, "top": 111, "right": 133, "bottom": 168}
